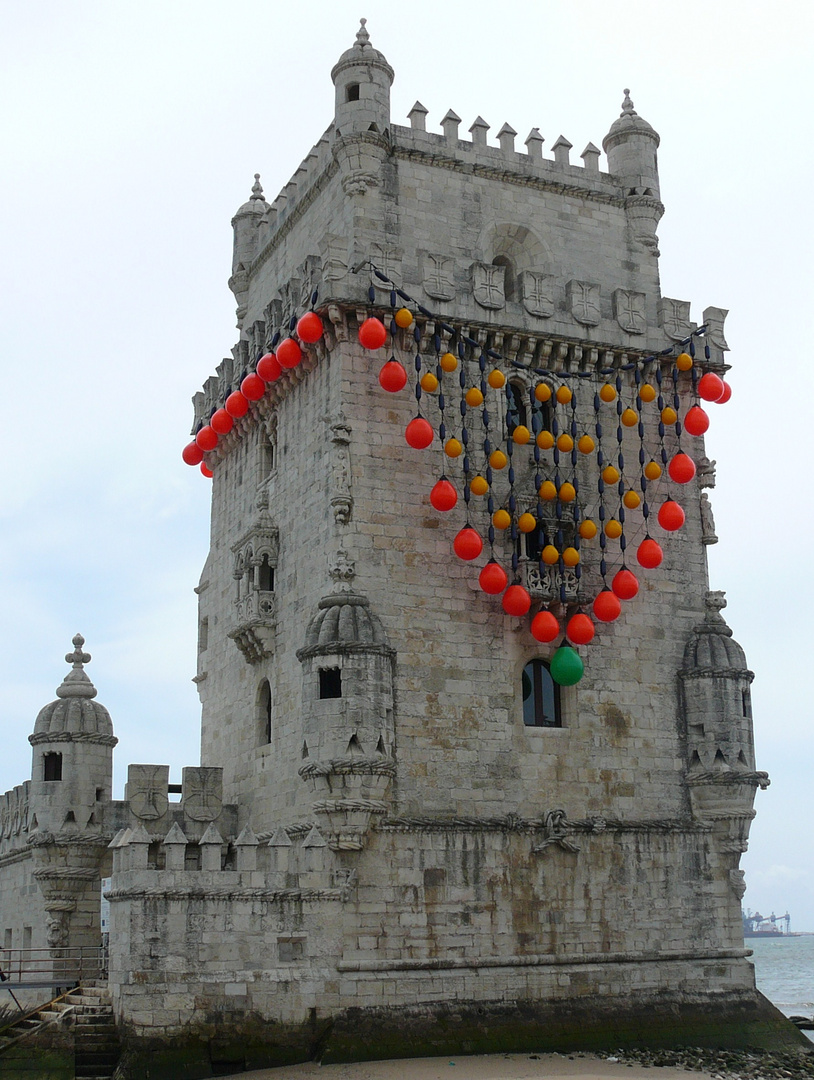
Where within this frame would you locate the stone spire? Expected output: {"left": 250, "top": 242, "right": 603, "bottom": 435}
{"left": 31, "top": 634, "right": 115, "bottom": 740}
{"left": 332, "top": 19, "right": 394, "bottom": 139}
{"left": 56, "top": 633, "right": 97, "bottom": 700}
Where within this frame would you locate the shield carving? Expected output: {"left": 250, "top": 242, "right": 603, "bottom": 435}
{"left": 520, "top": 271, "right": 555, "bottom": 318}
{"left": 659, "top": 298, "right": 692, "bottom": 341}
{"left": 613, "top": 289, "right": 647, "bottom": 334}
{"left": 472, "top": 262, "right": 505, "bottom": 310}
{"left": 182, "top": 767, "right": 223, "bottom": 822}
{"left": 127, "top": 764, "right": 169, "bottom": 821}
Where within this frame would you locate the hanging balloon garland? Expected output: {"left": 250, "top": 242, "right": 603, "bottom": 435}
{"left": 358, "top": 263, "right": 731, "bottom": 686}
{"left": 181, "top": 290, "right": 325, "bottom": 477}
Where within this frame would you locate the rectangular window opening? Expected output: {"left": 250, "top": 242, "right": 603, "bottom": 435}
{"left": 43, "top": 752, "right": 63, "bottom": 782}
{"left": 346, "top": 83, "right": 360, "bottom": 102}
{"left": 319, "top": 667, "right": 342, "bottom": 699}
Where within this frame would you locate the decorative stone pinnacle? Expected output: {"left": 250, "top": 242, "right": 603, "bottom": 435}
{"left": 356, "top": 17, "right": 370, "bottom": 46}
{"left": 621, "top": 89, "right": 637, "bottom": 116}
{"left": 250, "top": 174, "right": 264, "bottom": 200}
{"left": 57, "top": 634, "right": 98, "bottom": 700}
{"left": 65, "top": 634, "right": 91, "bottom": 668}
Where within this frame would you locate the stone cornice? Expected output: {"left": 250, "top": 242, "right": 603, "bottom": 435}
{"left": 29, "top": 731, "right": 118, "bottom": 748}
{"left": 106, "top": 885, "right": 346, "bottom": 903}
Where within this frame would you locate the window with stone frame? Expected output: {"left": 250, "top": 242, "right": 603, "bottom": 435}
{"left": 522, "top": 659, "right": 561, "bottom": 727}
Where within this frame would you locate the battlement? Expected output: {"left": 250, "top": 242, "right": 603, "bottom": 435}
{"left": 0, "top": 782, "right": 31, "bottom": 857}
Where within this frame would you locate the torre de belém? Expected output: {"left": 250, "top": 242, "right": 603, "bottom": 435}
{"left": 0, "top": 21, "right": 803, "bottom": 1079}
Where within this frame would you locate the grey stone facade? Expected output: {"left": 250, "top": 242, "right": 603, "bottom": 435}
{"left": 1, "top": 21, "right": 803, "bottom": 1077}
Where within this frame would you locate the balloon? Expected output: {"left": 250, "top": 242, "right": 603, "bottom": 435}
{"left": 676, "top": 352, "right": 693, "bottom": 371}
{"left": 550, "top": 645, "right": 584, "bottom": 686}
{"left": 405, "top": 417, "right": 434, "bottom": 449}
{"left": 579, "top": 519, "right": 597, "bottom": 540}
{"left": 430, "top": 479, "right": 457, "bottom": 512}
{"left": 257, "top": 353, "right": 282, "bottom": 382}
{"left": 489, "top": 450, "right": 507, "bottom": 470}
{"left": 602, "top": 465, "right": 620, "bottom": 485}
{"left": 394, "top": 307, "right": 413, "bottom": 329}
{"left": 593, "top": 589, "right": 621, "bottom": 622}
{"left": 605, "top": 519, "right": 623, "bottom": 539}
{"left": 277, "top": 338, "right": 302, "bottom": 369}
{"left": 559, "top": 482, "right": 576, "bottom": 503}
{"left": 479, "top": 561, "right": 508, "bottom": 595}
{"left": 378, "top": 360, "right": 407, "bottom": 392}
{"left": 557, "top": 433, "right": 574, "bottom": 452}
{"left": 612, "top": 568, "right": 639, "bottom": 600}
{"left": 420, "top": 372, "right": 439, "bottom": 392}
{"left": 637, "top": 538, "right": 664, "bottom": 569}
{"left": 200, "top": 463, "right": 213, "bottom": 478}
{"left": 639, "top": 384, "right": 656, "bottom": 403}
{"left": 512, "top": 425, "right": 531, "bottom": 445}
{"left": 470, "top": 476, "right": 488, "bottom": 496}
{"left": 562, "top": 547, "right": 580, "bottom": 567}
{"left": 241, "top": 373, "right": 265, "bottom": 401}
{"left": 210, "top": 408, "right": 234, "bottom": 435}
{"left": 358, "top": 317, "right": 387, "bottom": 350}
{"left": 556, "top": 386, "right": 572, "bottom": 404}
{"left": 658, "top": 499, "right": 685, "bottom": 531}
{"left": 492, "top": 509, "right": 511, "bottom": 530}
{"left": 453, "top": 527, "right": 483, "bottom": 561}
{"left": 623, "top": 490, "right": 641, "bottom": 510}
{"left": 716, "top": 380, "right": 732, "bottom": 404}
{"left": 567, "top": 613, "right": 595, "bottom": 645}
{"left": 296, "top": 311, "right": 324, "bottom": 343}
{"left": 487, "top": 369, "right": 506, "bottom": 388}
{"left": 698, "top": 372, "right": 724, "bottom": 402}
{"left": 182, "top": 441, "right": 204, "bottom": 466}
{"left": 531, "top": 610, "right": 560, "bottom": 642}
{"left": 535, "top": 383, "right": 552, "bottom": 402}
{"left": 445, "top": 438, "right": 463, "bottom": 458}
{"left": 578, "top": 435, "right": 595, "bottom": 454}
{"left": 668, "top": 452, "right": 696, "bottom": 484}
{"left": 440, "top": 353, "right": 457, "bottom": 373}
{"left": 644, "top": 460, "right": 662, "bottom": 480}
{"left": 502, "top": 585, "right": 531, "bottom": 617}
{"left": 621, "top": 408, "right": 638, "bottom": 427}
{"left": 541, "top": 544, "right": 559, "bottom": 565}
{"left": 195, "top": 425, "right": 218, "bottom": 451}
{"left": 518, "top": 512, "right": 536, "bottom": 533}
{"left": 225, "top": 391, "right": 249, "bottom": 418}
{"left": 465, "top": 387, "right": 484, "bottom": 407}
{"left": 599, "top": 384, "right": 617, "bottom": 403}
{"left": 539, "top": 481, "right": 557, "bottom": 502}
{"left": 537, "top": 431, "right": 555, "bottom": 450}
{"left": 683, "top": 405, "right": 709, "bottom": 436}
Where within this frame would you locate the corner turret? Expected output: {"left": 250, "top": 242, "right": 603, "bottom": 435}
{"left": 603, "top": 90, "right": 663, "bottom": 254}
{"left": 331, "top": 19, "right": 394, "bottom": 139}
{"left": 229, "top": 174, "right": 270, "bottom": 325}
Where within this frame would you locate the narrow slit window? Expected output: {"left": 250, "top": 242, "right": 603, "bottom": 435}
{"left": 319, "top": 668, "right": 342, "bottom": 699}
{"left": 507, "top": 381, "right": 527, "bottom": 432}
{"left": 258, "top": 679, "right": 273, "bottom": 745}
{"left": 522, "top": 660, "right": 561, "bottom": 727}
{"left": 741, "top": 689, "right": 752, "bottom": 718}
{"left": 259, "top": 556, "right": 274, "bottom": 592}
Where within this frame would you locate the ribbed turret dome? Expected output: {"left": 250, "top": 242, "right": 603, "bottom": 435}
{"left": 331, "top": 19, "right": 394, "bottom": 83}
{"left": 303, "top": 593, "right": 389, "bottom": 652}
{"left": 233, "top": 173, "right": 270, "bottom": 218}
{"left": 682, "top": 592, "right": 749, "bottom": 674}
{"left": 31, "top": 634, "right": 115, "bottom": 740}
{"left": 603, "top": 89, "right": 660, "bottom": 150}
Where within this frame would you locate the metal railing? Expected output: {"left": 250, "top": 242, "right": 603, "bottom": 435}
{"left": 0, "top": 946, "right": 106, "bottom": 990}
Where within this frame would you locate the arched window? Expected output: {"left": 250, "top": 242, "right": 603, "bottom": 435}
{"left": 258, "top": 555, "right": 274, "bottom": 592}
{"left": 492, "top": 255, "right": 516, "bottom": 301}
{"left": 506, "top": 381, "right": 527, "bottom": 433}
{"left": 522, "top": 660, "right": 561, "bottom": 727}
{"left": 258, "top": 679, "right": 272, "bottom": 745}
{"left": 259, "top": 431, "right": 275, "bottom": 480}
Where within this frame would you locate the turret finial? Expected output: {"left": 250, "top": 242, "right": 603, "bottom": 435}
{"left": 621, "top": 89, "right": 637, "bottom": 116}
{"left": 250, "top": 173, "right": 264, "bottom": 201}
{"left": 356, "top": 17, "right": 370, "bottom": 46}
{"left": 65, "top": 634, "right": 91, "bottom": 669}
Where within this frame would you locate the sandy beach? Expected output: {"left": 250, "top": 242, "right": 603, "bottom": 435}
{"left": 217, "top": 1052, "right": 715, "bottom": 1080}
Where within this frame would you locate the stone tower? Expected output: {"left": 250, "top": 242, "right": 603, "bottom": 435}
{"left": 100, "top": 22, "right": 800, "bottom": 1072}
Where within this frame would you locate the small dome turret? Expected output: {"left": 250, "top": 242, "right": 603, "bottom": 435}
{"left": 302, "top": 593, "right": 389, "bottom": 654}
{"left": 233, "top": 173, "right": 269, "bottom": 220}
{"left": 602, "top": 89, "right": 661, "bottom": 201}
{"left": 682, "top": 592, "right": 749, "bottom": 675}
{"left": 32, "top": 634, "right": 115, "bottom": 741}
{"left": 331, "top": 19, "right": 394, "bottom": 139}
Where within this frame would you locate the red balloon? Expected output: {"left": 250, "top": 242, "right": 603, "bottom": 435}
{"left": 296, "top": 312, "right": 323, "bottom": 344}
{"left": 698, "top": 372, "right": 724, "bottom": 402}
{"left": 378, "top": 360, "right": 408, "bottom": 393}
{"left": 358, "top": 317, "right": 387, "bottom": 350}
{"left": 683, "top": 405, "right": 709, "bottom": 436}
{"left": 658, "top": 499, "right": 685, "bottom": 532}
{"left": 200, "top": 463, "right": 213, "bottom": 478}
{"left": 210, "top": 408, "right": 234, "bottom": 435}
{"left": 257, "top": 352, "right": 282, "bottom": 382}
{"left": 502, "top": 584, "right": 531, "bottom": 617}
{"left": 637, "top": 537, "right": 664, "bottom": 569}
{"left": 195, "top": 425, "right": 218, "bottom": 451}
{"left": 430, "top": 479, "right": 458, "bottom": 512}
{"left": 716, "top": 379, "right": 732, "bottom": 404}
{"left": 567, "top": 613, "right": 595, "bottom": 645}
{"left": 277, "top": 337, "right": 302, "bottom": 369}
{"left": 241, "top": 373, "right": 265, "bottom": 401}
{"left": 531, "top": 610, "right": 560, "bottom": 642}
{"left": 405, "top": 417, "right": 434, "bottom": 449}
{"left": 479, "top": 561, "right": 508, "bottom": 595}
{"left": 593, "top": 589, "right": 621, "bottom": 623}
{"left": 182, "top": 441, "right": 204, "bottom": 466}
{"left": 225, "top": 391, "right": 249, "bottom": 418}
{"left": 453, "top": 527, "right": 483, "bottom": 561}
{"left": 612, "top": 568, "right": 639, "bottom": 600}
{"left": 668, "top": 452, "right": 696, "bottom": 484}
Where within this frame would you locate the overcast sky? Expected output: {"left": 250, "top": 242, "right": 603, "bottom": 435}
{"left": 1, "top": 1, "right": 812, "bottom": 929}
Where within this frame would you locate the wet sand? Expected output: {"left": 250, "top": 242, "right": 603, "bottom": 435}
{"left": 217, "top": 1052, "right": 713, "bottom": 1080}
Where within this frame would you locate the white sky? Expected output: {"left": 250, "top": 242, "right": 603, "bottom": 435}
{"left": 1, "top": 1, "right": 812, "bottom": 929}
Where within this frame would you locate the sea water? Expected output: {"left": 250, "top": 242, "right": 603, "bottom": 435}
{"left": 749, "top": 935, "right": 814, "bottom": 1043}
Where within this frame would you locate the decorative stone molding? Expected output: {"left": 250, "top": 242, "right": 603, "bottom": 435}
{"left": 182, "top": 767, "right": 223, "bottom": 823}
{"left": 471, "top": 262, "right": 505, "bottom": 310}
{"left": 422, "top": 252, "right": 456, "bottom": 301}
{"left": 520, "top": 271, "right": 555, "bottom": 318}
{"left": 532, "top": 809, "right": 581, "bottom": 855}
{"left": 329, "top": 415, "right": 353, "bottom": 525}
{"left": 613, "top": 289, "right": 646, "bottom": 334}
{"left": 566, "top": 280, "right": 601, "bottom": 325}
{"left": 660, "top": 297, "right": 693, "bottom": 341}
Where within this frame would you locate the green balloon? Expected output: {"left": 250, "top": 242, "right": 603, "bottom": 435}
{"left": 550, "top": 645, "right": 584, "bottom": 686}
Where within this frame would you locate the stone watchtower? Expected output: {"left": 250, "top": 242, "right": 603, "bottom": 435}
{"left": 101, "top": 23, "right": 797, "bottom": 1070}
{"left": 28, "top": 636, "right": 116, "bottom": 962}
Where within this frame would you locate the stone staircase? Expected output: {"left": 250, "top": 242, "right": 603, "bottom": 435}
{"left": 0, "top": 983, "right": 120, "bottom": 1079}
{"left": 68, "top": 985, "right": 120, "bottom": 1080}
